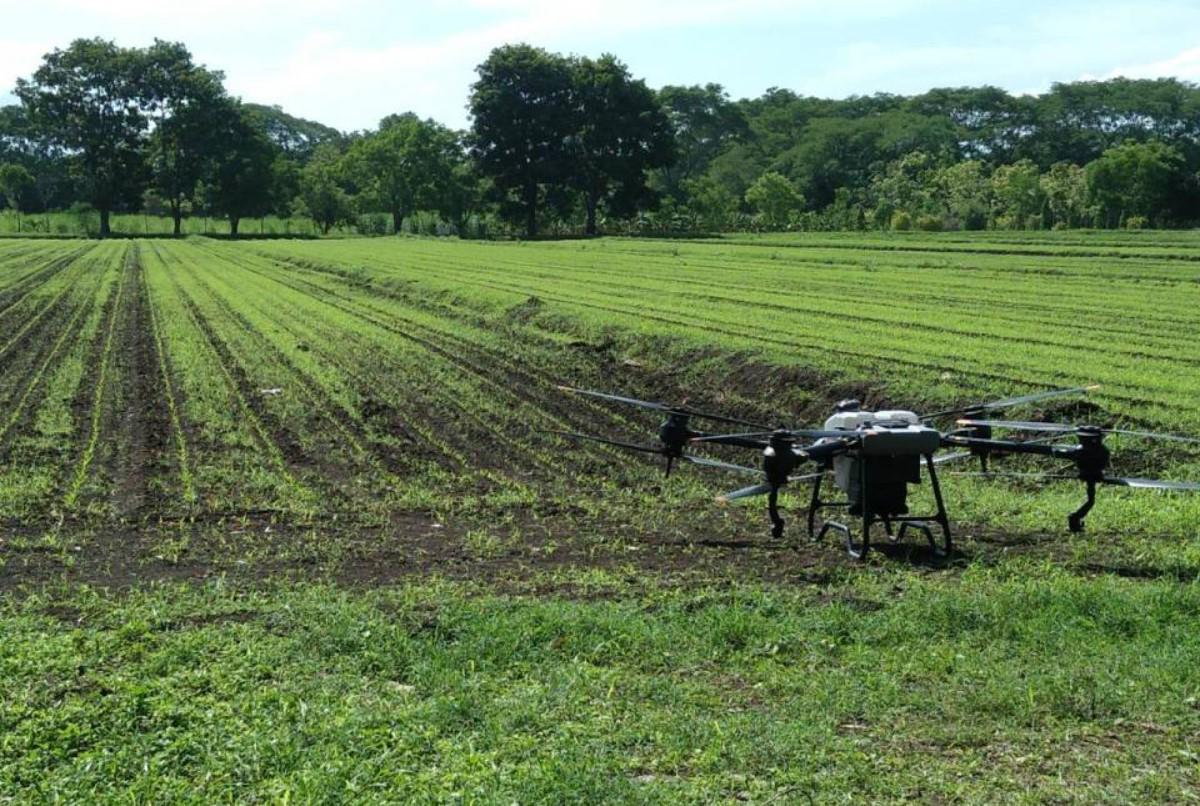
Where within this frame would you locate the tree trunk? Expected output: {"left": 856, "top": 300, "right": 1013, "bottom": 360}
{"left": 173, "top": 210, "right": 183, "bottom": 236}
{"left": 525, "top": 182, "right": 538, "bottom": 238}
{"left": 392, "top": 209, "right": 403, "bottom": 235}
{"left": 230, "top": 216, "right": 240, "bottom": 236}
{"left": 99, "top": 207, "right": 111, "bottom": 238}
{"left": 585, "top": 194, "right": 599, "bottom": 236}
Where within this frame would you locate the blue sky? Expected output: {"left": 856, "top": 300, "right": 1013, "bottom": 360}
{"left": 2, "top": 0, "right": 1199, "bottom": 131}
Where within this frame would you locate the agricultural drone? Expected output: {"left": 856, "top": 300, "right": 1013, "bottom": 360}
{"left": 555, "top": 384, "right": 1200, "bottom": 559}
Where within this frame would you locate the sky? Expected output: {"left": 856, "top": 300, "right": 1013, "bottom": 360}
{"left": 2, "top": 0, "right": 1199, "bottom": 132}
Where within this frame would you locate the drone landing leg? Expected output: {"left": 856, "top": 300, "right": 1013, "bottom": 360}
{"left": 768, "top": 487, "right": 785, "bottom": 539}
{"left": 846, "top": 463, "right": 872, "bottom": 560}
{"left": 806, "top": 474, "right": 822, "bottom": 540}
{"left": 925, "top": 454, "right": 953, "bottom": 555}
{"left": 1068, "top": 480, "right": 1097, "bottom": 533}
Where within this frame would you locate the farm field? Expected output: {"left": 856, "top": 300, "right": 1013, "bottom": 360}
{"left": 3, "top": 233, "right": 1200, "bottom": 800}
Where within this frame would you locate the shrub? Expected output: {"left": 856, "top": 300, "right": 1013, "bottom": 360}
{"left": 915, "top": 215, "right": 943, "bottom": 232}
{"left": 1125, "top": 215, "right": 1149, "bottom": 230}
{"left": 355, "top": 213, "right": 389, "bottom": 236}
{"left": 890, "top": 211, "right": 913, "bottom": 231}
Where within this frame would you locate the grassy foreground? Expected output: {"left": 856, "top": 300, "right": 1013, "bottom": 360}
{"left": 3, "top": 567, "right": 1200, "bottom": 803}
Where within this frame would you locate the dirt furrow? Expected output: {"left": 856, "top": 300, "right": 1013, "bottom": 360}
{"left": 107, "top": 244, "right": 176, "bottom": 520}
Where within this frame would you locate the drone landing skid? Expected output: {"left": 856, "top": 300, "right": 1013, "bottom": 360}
{"left": 809, "top": 454, "right": 953, "bottom": 560}
{"left": 1067, "top": 479, "right": 1097, "bottom": 533}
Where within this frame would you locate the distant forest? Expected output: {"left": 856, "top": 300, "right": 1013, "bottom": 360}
{"left": 2, "top": 38, "right": 1199, "bottom": 236}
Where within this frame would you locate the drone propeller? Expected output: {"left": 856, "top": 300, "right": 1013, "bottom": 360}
{"left": 714, "top": 471, "right": 824, "bottom": 504}
{"left": 1102, "top": 477, "right": 1200, "bottom": 491}
{"left": 956, "top": 419, "right": 1200, "bottom": 445}
{"left": 550, "top": 430, "right": 661, "bottom": 455}
{"left": 715, "top": 483, "right": 774, "bottom": 504}
{"left": 556, "top": 386, "right": 769, "bottom": 429}
{"left": 922, "top": 384, "right": 1099, "bottom": 421}
{"left": 949, "top": 470, "right": 1200, "bottom": 492}
{"left": 947, "top": 470, "right": 1075, "bottom": 481}
{"left": 680, "top": 454, "right": 761, "bottom": 476}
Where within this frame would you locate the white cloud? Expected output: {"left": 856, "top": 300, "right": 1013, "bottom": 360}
{"left": 226, "top": 0, "right": 859, "bottom": 129}
{"left": 0, "top": 39, "right": 56, "bottom": 92}
{"left": 1096, "top": 46, "right": 1200, "bottom": 82}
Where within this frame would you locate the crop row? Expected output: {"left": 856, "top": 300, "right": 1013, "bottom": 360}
{"left": 3, "top": 235, "right": 1200, "bottom": 555}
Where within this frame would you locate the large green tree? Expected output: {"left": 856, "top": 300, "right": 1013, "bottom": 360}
{"left": 653, "top": 84, "right": 747, "bottom": 203}
{"left": 345, "top": 113, "right": 458, "bottom": 234}
{"left": 142, "top": 40, "right": 232, "bottom": 235}
{"left": 469, "top": 44, "right": 575, "bottom": 237}
{"left": 744, "top": 171, "right": 803, "bottom": 228}
{"left": 565, "top": 55, "right": 674, "bottom": 235}
{"left": 1040, "top": 162, "right": 1090, "bottom": 228}
{"left": 210, "top": 106, "right": 277, "bottom": 235}
{"left": 297, "top": 143, "right": 353, "bottom": 234}
{"left": 1086, "top": 140, "right": 1188, "bottom": 227}
{"left": 15, "top": 38, "right": 151, "bottom": 236}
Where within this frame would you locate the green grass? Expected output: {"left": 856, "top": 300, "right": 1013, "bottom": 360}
{"left": 3, "top": 231, "right": 1200, "bottom": 800}
{"left": 4, "top": 569, "right": 1200, "bottom": 802}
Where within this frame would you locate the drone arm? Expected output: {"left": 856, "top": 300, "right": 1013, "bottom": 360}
{"left": 693, "top": 434, "right": 769, "bottom": 449}
{"left": 942, "top": 435, "right": 1068, "bottom": 458}
{"left": 796, "top": 440, "right": 854, "bottom": 461}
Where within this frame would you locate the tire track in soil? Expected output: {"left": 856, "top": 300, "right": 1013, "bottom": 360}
{"left": 203, "top": 247, "right": 564, "bottom": 474}
{"left": 183, "top": 276, "right": 434, "bottom": 478}
{"left": 237, "top": 250, "right": 783, "bottom": 471}
{"left": 227, "top": 249, "right": 646, "bottom": 448}
{"left": 173, "top": 258, "right": 432, "bottom": 495}
{"left": 164, "top": 271, "right": 336, "bottom": 518}
{"left": 143, "top": 248, "right": 196, "bottom": 508}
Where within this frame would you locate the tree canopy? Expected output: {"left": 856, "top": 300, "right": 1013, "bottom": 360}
{"left": 5, "top": 37, "right": 1200, "bottom": 236}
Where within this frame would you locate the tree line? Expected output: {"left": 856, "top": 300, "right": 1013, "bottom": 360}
{"left": 2, "top": 38, "right": 1200, "bottom": 237}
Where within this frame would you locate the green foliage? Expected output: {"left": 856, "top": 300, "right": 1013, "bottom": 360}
{"left": 744, "top": 171, "right": 804, "bottom": 228}
{"left": 932, "top": 159, "right": 990, "bottom": 230}
{"left": 1086, "top": 140, "right": 1188, "bottom": 227}
{"left": 990, "top": 159, "right": 1045, "bottom": 227}
{"left": 566, "top": 55, "right": 674, "bottom": 235}
{"left": 469, "top": 45, "right": 576, "bottom": 236}
{"left": 15, "top": 39, "right": 153, "bottom": 235}
{"left": 3, "top": 574, "right": 1200, "bottom": 801}
{"left": 244, "top": 103, "right": 345, "bottom": 161}
{"left": 298, "top": 144, "right": 353, "bottom": 234}
{"left": 209, "top": 106, "right": 277, "bottom": 235}
{"left": 7, "top": 40, "right": 1200, "bottom": 235}
{"left": 652, "top": 83, "right": 748, "bottom": 203}
{"left": 0, "top": 162, "right": 34, "bottom": 211}
{"left": 1040, "top": 162, "right": 1091, "bottom": 228}
{"left": 344, "top": 113, "right": 459, "bottom": 234}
